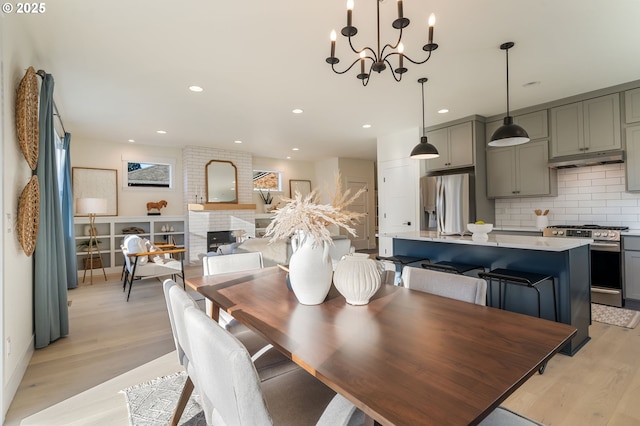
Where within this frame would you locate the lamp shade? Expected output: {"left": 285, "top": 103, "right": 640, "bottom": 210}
{"left": 76, "top": 197, "right": 107, "bottom": 215}
{"left": 410, "top": 136, "right": 440, "bottom": 159}
{"left": 489, "top": 116, "right": 530, "bottom": 147}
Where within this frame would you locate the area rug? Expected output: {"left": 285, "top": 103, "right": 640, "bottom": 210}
{"left": 592, "top": 303, "right": 640, "bottom": 329}
{"left": 121, "top": 371, "right": 205, "bottom": 425}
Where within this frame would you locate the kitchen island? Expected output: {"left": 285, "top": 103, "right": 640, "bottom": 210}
{"left": 386, "top": 231, "right": 592, "bottom": 355}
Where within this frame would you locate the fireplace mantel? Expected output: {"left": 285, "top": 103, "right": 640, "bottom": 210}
{"left": 188, "top": 203, "right": 257, "bottom": 211}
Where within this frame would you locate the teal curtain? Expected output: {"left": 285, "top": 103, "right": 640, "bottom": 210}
{"left": 34, "top": 73, "right": 69, "bottom": 348}
{"left": 61, "top": 133, "right": 78, "bottom": 289}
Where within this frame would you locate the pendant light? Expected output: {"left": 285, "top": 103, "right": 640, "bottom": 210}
{"left": 410, "top": 78, "right": 439, "bottom": 159}
{"left": 489, "top": 42, "right": 530, "bottom": 147}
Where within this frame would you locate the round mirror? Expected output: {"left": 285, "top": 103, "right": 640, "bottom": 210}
{"left": 205, "top": 160, "right": 238, "bottom": 203}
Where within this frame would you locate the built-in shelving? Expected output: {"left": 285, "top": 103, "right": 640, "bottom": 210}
{"left": 73, "top": 215, "right": 186, "bottom": 276}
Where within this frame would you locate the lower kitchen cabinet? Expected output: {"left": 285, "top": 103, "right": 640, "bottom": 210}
{"left": 624, "top": 236, "right": 640, "bottom": 302}
{"left": 486, "top": 140, "right": 557, "bottom": 198}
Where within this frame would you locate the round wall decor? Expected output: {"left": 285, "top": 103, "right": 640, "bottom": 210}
{"left": 17, "top": 175, "right": 40, "bottom": 256}
{"left": 16, "top": 66, "right": 39, "bottom": 170}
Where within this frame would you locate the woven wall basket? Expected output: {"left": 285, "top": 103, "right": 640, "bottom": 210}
{"left": 17, "top": 176, "right": 40, "bottom": 256}
{"left": 16, "top": 66, "right": 39, "bottom": 170}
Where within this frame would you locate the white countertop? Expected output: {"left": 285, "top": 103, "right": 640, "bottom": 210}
{"left": 622, "top": 230, "right": 640, "bottom": 236}
{"left": 382, "top": 230, "right": 593, "bottom": 252}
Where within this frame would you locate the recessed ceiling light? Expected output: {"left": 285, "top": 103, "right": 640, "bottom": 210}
{"left": 523, "top": 81, "right": 541, "bottom": 87}
{"left": 128, "top": 139, "right": 135, "bottom": 143}
{"left": 292, "top": 109, "right": 304, "bottom": 114}
{"left": 234, "top": 140, "right": 243, "bottom": 144}
{"left": 286, "top": 156, "right": 292, "bottom": 159}
{"left": 438, "top": 109, "right": 449, "bottom": 114}
{"left": 362, "top": 124, "right": 372, "bottom": 128}
{"left": 156, "top": 130, "right": 167, "bottom": 134}
{"left": 292, "top": 147, "right": 299, "bottom": 151}
{"left": 189, "top": 85, "right": 204, "bottom": 92}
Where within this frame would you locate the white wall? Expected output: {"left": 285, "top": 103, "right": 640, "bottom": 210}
{"left": 1, "top": 16, "right": 39, "bottom": 420}
{"left": 495, "top": 163, "right": 640, "bottom": 230}
{"left": 71, "top": 139, "right": 184, "bottom": 216}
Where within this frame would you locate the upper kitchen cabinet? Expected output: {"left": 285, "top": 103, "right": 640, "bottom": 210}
{"left": 626, "top": 125, "right": 640, "bottom": 191}
{"left": 486, "top": 140, "right": 557, "bottom": 198}
{"left": 425, "top": 121, "right": 474, "bottom": 171}
{"left": 550, "top": 93, "right": 621, "bottom": 158}
{"left": 625, "top": 88, "right": 640, "bottom": 123}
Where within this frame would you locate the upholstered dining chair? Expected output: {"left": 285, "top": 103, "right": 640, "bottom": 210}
{"left": 184, "top": 304, "right": 365, "bottom": 426}
{"left": 478, "top": 406, "right": 545, "bottom": 425}
{"left": 202, "top": 251, "right": 264, "bottom": 330}
{"left": 401, "top": 265, "right": 487, "bottom": 305}
{"left": 163, "top": 279, "right": 297, "bottom": 426}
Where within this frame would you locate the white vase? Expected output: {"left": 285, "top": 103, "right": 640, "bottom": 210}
{"left": 333, "top": 253, "right": 382, "bottom": 305}
{"left": 264, "top": 204, "right": 272, "bottom": 213}
{"left": 288, "top": 232, "right": 333, "bottom": 305}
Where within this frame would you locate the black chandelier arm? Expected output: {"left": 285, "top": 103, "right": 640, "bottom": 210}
{"left": 330, "top": 57, "right": 365, "bottom": 75}
{"left": 346, "top": 36, "right": 379, "bottom": 60}
{"left": 383, "top": 58, "right": 403, "bottom": 82}
{"left": 381, "top": 27, "right": 404, "bottom": 53}
{"left": 402, "top": 49, "right": 434, "bottom": 66}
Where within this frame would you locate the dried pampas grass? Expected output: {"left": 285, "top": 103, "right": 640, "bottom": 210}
{"left": 265, "top": 174, "right": 366, "bottom": 246}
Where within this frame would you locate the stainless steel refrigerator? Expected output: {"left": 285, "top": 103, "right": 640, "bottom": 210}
{"left": 421, "top": 171, "right": 476, "bottom": 235}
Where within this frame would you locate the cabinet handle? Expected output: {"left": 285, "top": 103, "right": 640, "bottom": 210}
{"left": 402, "top": 221, "right": 412, "bottom": 226}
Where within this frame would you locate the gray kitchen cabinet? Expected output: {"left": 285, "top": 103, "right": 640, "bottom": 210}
{"left": 625, "top": 88, "right": 640, "bottom": 123}
{"left": 623, "top": 236, "right": 640, "bottom": 301}
{"left": 626, "top": 125, "right": 640, "bottom": 191}
{"left": 486, "top": 140, "right": 556, "bottom": 198}
{"left": 550, "top": 93, "right": 621, "bottom": 157}
{"left": 426, "top": 121, "right": 473, "bottom": 170}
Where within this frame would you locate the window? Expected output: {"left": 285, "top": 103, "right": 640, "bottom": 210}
{"left": 123, "top": 158, "right": 175, "bottom": 189}
{"left": 253, "top": 170, "right": 282, "bottom": 192}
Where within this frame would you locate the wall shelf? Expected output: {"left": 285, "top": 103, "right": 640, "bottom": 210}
{"left": 188, "top": 203, "right": 257, "bottom": 211}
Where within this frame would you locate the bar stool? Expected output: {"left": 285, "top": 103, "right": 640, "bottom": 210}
{"left": 478, "top": 268, "right": 558, "bottom": 322}
{"left": 421, "top": 260, "right": 484, "bottom": 276}
{"left": 376, "top": 255, "right": 429, "bottom": 286}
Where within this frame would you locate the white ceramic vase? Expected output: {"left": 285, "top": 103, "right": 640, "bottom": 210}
{"left": 288, "top": 231, "right": 333, "bottom": 305}
{"left": 333, "top": 253, "right": 382, "bottom": 305}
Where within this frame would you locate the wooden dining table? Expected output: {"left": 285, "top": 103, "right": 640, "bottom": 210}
{"left": 186, "top": 266, "right": 577, "bottom": 426}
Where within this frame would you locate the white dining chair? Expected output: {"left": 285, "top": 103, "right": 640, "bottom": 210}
{"left": 202, "top": 251, "right": 263, "bottom": 329}
{"left": 401, "top": 265, "right": 487, "bottom": 305}
{"left": 184, "top": 304, "right": 364, "bottom": 426}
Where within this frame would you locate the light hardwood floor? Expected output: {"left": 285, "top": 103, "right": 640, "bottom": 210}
{"left": 5, "top": 268, "right": 640, "bottom": 425}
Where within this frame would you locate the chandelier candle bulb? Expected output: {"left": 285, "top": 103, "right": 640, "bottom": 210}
{"left": 360, "top": 51, "right": 365, "bottom": 74}
{"left": 398, "top": 42, "right": 404, "bottom": 68}
{"left": 428, "top": 14, "right": 435, "bottom": 44}
{"left": 330, "top": 30, "right": 336, "bottom": 57}
{"left": 347, "top": 0, "right": 354, "bottom": 27}
{"left": 397, "top": 0, "right": 403, "bottom": 19}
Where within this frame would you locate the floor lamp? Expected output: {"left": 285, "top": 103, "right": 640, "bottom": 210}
{"left": 76, "top": 197, "right": 108, "bottom": 284}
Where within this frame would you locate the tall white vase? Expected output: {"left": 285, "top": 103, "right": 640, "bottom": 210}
{"left": 333, "top": 253, "right": 382, "bottom": 305}
{"left": 289, "top": 232, "right": 333, "bottom": 305}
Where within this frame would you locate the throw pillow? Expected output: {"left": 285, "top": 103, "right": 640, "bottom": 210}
{"left": 124, "top": 235, "right": 148, "bottom": 266}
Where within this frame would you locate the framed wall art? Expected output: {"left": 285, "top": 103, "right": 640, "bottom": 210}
{"left": 289, "top": 179, "right": 311, "bottom": 198}
{"left": 72, "top": 167, "right": 118, "bottom": 216}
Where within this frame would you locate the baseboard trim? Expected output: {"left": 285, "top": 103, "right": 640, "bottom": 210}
{"left": 2, "top": 335, "right": 34, "bottom": 422}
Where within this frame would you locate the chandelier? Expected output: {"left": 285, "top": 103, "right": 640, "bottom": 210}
{"left": 326, "top": 0, "right": 438, "bottom": 86}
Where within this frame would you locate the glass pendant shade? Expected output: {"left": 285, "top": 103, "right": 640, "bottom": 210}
{"left": 489, "top": 116, "right": 530, "bottom": 147}
{"left": 410, "top": 136, "right": 439, "bottom": 159}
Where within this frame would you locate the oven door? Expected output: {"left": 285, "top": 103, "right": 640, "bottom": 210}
{"left": 591, "top": 242, "right": 623, "bottom": 307}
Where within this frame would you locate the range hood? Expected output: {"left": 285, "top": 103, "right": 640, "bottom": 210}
{"left": 548, "top": 150, "right": 625, "bottom": 169}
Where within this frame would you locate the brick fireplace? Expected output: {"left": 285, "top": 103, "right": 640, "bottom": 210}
{"left": 183, "top": 146, "right": 256, "bottom": 263}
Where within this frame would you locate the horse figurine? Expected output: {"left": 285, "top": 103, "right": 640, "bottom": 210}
{"left": 146, "top": 200, "right": 167, "bottom": 214}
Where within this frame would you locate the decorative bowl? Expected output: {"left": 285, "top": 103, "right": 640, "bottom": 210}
{"left": 467, "top": 223, "right": 493, "bottom": 241}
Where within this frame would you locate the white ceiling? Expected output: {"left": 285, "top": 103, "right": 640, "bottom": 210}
{"left": 19, "top": 0, "right": 640, "bottom": 161}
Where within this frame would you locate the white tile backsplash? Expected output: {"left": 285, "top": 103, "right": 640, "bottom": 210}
{"left": 495, "top": 163, "right": 640, "bottom": 229}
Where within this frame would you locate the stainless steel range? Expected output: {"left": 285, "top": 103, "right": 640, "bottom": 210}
{"left": 543, "top": 225, "right": 629, "bottom": 307}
